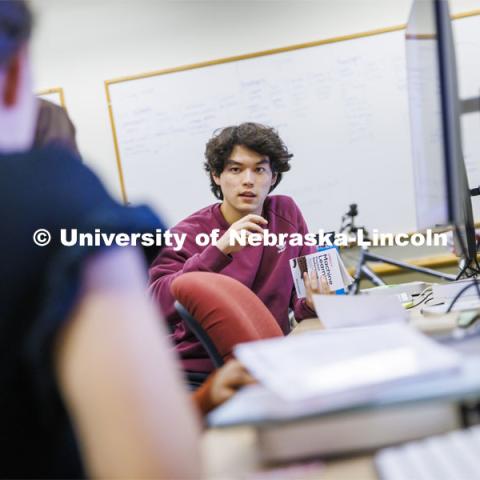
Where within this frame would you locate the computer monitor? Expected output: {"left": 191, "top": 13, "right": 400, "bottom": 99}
{"left": 406, "top": 0, "right": 477, "bottom": 275}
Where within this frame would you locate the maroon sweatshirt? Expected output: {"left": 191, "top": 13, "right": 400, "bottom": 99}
{"left": 149, "top": 195, "right": 316, "bottom": 372}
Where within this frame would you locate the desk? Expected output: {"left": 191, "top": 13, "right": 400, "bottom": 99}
{"left": 294, "top": 308, "right": 460, "bottom": 337}
{"left": 202, "top": 318, "right": 377, "bottom": 479}
{"left": 290, "top": 317, "right": 324, "bottom": 335}
{"left": 202, "top": 312, "right": 474, "bottom": 479}
{"left": 202, "top": 426, "right": 375, "bottom": 479}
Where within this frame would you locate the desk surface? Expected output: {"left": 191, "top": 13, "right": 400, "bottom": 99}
{"left": 202, "top": 426, "right": 375, "bottom": 479}
{"left": 202, "top": 317, "right": 377, "bottom": 479}
{"left": 202, "top": 310, "right": 466, "bottom": 479}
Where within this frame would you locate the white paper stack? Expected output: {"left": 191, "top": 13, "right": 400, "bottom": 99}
{"left": 234, "top": 324, "right": 460, "bottom": 403}
{"left": 312, "top": 294, "right": 408, "bottom": 329}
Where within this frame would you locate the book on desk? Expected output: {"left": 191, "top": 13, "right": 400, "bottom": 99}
{"left": 208, "top": 324, "right": 480, "bottom": 462}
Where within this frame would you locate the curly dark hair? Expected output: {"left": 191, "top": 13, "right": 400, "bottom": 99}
{"left": 204, "top": 122, "right": 293, "bottom": 200}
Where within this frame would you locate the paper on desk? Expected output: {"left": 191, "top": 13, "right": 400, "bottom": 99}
{"left": 234, "top": 324, "right": 459, "bottom": 402}
{"left": 208, "top": 355, "right": 480, "bottom": 429}
{"left": 312, "top": 293, "right": 408, "bottom": 329}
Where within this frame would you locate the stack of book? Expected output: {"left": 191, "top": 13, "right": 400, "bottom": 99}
{"left": 208, "top": 324, "right": 480, "bottom": 462}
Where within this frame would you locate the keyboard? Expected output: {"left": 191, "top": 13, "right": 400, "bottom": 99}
{"left": 375, "top": 425, "right": 480, "bottom": 480}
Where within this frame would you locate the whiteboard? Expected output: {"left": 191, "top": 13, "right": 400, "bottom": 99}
{"left": 37, "top": 87, "right": 65, "bottom": 108}
{"left": 106, "top": 13, "right": 480, "bottom": 233}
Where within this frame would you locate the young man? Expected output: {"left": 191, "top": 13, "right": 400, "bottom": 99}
{"left": 150, "top": 123, "right": 322, "bottom": 373}
{"left": 0, "top": 3, "right": 251, "bottom": 477}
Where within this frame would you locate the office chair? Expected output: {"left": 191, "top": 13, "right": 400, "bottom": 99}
{"left": 171, "top": 272, "right": 283, "bottom": 386}
{"left": 174, "top": 300, "right": 224, "bottom": 368}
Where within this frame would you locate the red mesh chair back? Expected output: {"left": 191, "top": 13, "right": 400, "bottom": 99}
{"left": 171, "top": 272, "right": 284, "bottom": 367}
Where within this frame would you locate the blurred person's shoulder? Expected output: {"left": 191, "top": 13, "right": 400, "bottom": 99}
{"left": 0, "top": 145, "right": 114, "bottom": 222}
{"left": 0, "top": 145, "right": 94, "bottom": 198}
{"left": 0, "top": 145, "right": 96, "bottom": 190}
{"left": 0, "top": 145, "right": 163, "bottom": 260}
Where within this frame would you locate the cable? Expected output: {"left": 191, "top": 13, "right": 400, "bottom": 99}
{"left": 473, "top": 275, "right": 480, "bottom": 299}
{"left": 406, "top": 292, "right": 433, "bottom": 310}
{"left": 446, "top": 278, "right": 480, "bottom": 313}
{"left": 453, "top": 224, "right": 480, "bottom": 278}
{"left": 405, "top": 286, "right": 433, "bottom": 310}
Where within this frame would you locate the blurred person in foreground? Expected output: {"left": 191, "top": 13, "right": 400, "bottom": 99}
{"left": 0, "top": 2, "right": 251, "bottom": 478}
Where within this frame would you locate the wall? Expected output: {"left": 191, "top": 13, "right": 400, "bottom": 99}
{"left": 30, "top": 0, "right": 479, "bottom": 202}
